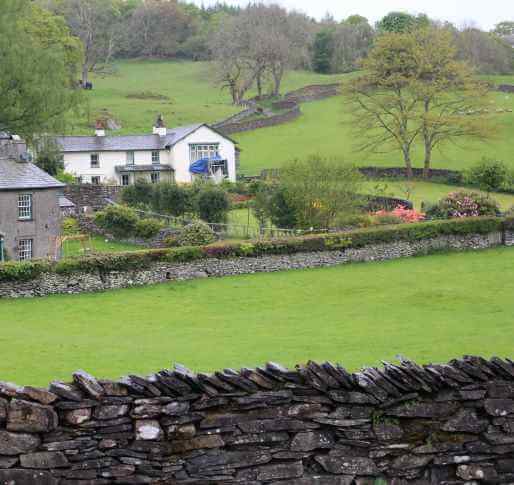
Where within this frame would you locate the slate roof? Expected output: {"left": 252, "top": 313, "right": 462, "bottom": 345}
{"left": 56, "top": 124, "right": 212, "bottom": 153}
{"left": 59, "top": 196, "right": 75, "bottom": 208}
{"left": 0, "top": 159, "right": 65, "bottom": 190}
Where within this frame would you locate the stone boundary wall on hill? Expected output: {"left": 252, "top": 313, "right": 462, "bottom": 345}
{"left": 284, "top": 83, "right": 341, "bottom": 103}
{"left": 357, "top": 167, "right": 463, "bottom": 182}
{"left": 498, "top": 84, "right": 514, "bottom": 93}
{"left": 215, "top": 105, "right": 301, "bottom": 136}
{"left": 0, "top": 231, "right": 504, "bottom": 298}
{"left": 0, "top": 355, "right": 514, "bottom": 484}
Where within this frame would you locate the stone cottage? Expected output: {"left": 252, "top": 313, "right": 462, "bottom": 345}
{"left": 0, "top": 134, "right": 64, "bottom": 261}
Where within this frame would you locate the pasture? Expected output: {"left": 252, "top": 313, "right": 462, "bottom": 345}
{"left": 80, "top": 60, "right": 514, "bottom": 175}
{"left": 2, "top": 246, "right": 514, "bottom": 386}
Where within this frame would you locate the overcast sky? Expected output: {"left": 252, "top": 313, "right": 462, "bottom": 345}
{"left": 192, "top": 0, "right": 513, "bottom": 31}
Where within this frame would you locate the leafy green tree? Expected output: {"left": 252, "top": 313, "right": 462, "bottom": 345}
{"left": 0, "top": 0, "right": 83, "bottom": 140}
{"left": 312, "top": 29, "right": 334, "bottom": 73}
{"left": 346, "top": 28, "right": 494, "bottom": 178}
{"left": 34, "top": 137, "right": 64, "bottom": 176}
{"left": 494, "top": 21, "right": 514, "bottom": 36}
{"left": 466, "top": 159, "right": 510, "bottom": 193}
{"left": 121, "top": 180, "right": 154, "bottom": 207}
{"left": 278, "top": 157, "right": 363, "bottom": 229}
{"left": 152, "top": 183, "right": 191, "bottom": 217}
{"left": 196, "top": 187, "right": 230, "bottom": 223}
{"left": 376, "top": 11, "right": 429, "bottom": 33}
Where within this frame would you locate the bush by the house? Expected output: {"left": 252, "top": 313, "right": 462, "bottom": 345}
{"left": 152, "top": 183, "right": 192, "bottom": 217}
{"left": 196, "top": 187, "right": 230, "bottom": 223}
{"left": 121, "top": 180, "right": 154, "bottom": 207}
{"left": 94, "top": 205, "right": 138, "bottom": 238}
{"left": 62, "top": 217, "right": 80, "bottom": 236}
{"left": 134, "top": 218, "right": 164, "bottom": 240}
{"left": 426, "top": 191, "right": 501, "bottom": 219}
{"left": 465, "top": 158, "right": 512, "bottom": 193}
{"left": 177, "top": 221, "right": 216, "bottom": 246}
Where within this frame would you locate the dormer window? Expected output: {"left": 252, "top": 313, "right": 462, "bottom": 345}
{"left": 90, "top": 153, "right": 99, "bottom": 168}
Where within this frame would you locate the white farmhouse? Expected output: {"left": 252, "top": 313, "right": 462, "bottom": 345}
{"left": 56, "top": 117, "right": 238, "bottom": 186}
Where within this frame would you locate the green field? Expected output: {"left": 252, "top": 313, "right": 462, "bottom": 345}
{"left": 2, "top": 246, "right": 514, "bottom": 386}
{"left": 61, "top": 235, "right": 142, "bottom": 258}
{"left": 364, "top": 180, "right": 514, "bottom": 211}
{"left": 80, "top": 60, "right": 514, "bottom": 175}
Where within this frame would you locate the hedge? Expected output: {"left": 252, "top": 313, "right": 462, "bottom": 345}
{"left": 0, "top": 217, "right": 504, "bottom": 283}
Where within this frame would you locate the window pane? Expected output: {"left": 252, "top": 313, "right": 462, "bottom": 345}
{"left": 18, "top": 194, "right": 32, "bottom": 220}
{"left": 127, "top": 151, "right": 135, "bottom": 164}
{"left": 152, "top": 151, "right": 160, "bottom": 164}
{"left": 18, "top": 239, "right": 33, "bottom": 260}
{"left": 90, "top": 154, "right": 99, "bottom": 168}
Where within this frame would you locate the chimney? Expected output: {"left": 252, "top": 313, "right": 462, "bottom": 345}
{"left": 153, "top": 114, "right": 166, "bottom": 137}
{"left": 95, "top": 120, "right": 105, "bottom": 137}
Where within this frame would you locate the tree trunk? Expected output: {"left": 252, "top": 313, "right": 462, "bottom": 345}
{"left": 256, "top": 71, "right": 263, "bottom": 100}
{"left": 81, "top": 63, "right": 89, "bottom": 85}
{"left": 422, "top": 98, "right": 431, "bottom": 179}
{"left": 402, "top": 146, "right": 413, "bottom": 178}
{"left": 423, "top": 142, "right": 432, "bottom": 179}
{"left": 272, "top": 64, "right": 283, "bottom": 97}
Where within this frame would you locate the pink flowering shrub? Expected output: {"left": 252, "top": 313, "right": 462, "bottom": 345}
{"left": 426, "top": 191, "right": 500, "bottom": 219}
{"left": 374, "top": 206, "right": 425, "bottom": 224}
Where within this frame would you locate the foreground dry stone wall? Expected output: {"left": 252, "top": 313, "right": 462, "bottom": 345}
{"left": 0, "top": 231, "right": 503, "bottom": 298}
{"left": 1, "top": 356, "right": 514, "bottom": 484}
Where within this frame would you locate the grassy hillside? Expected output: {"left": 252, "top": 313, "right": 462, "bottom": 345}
{"left": 75, "top": 60, "right": 343, "bottom": 135}
{"left": 2, "top": 246, "right": 514, "bottom": 385}
{"left": 75, "top": 60, "right": 514, "bottom": 175}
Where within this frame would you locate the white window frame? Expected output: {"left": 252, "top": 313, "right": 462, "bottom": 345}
{"left": 18, "top": 239, "right": 33, "bottom": 261}
{"left": 91, "top": 176, "right": 101, "bottom": 185}
{"left": 121, "top": 174, "right": 130, "bottom": 186}
{"left": 151, "top": 151, "right": 160, "bottom": 164}
{"left": 126, "top": 151, "right": 135, "bottom": 165}
{"left": 18, "top": 193, "right": 33, "bottom": 220}
{"left": 90, "top": 153, "right": 99, "bottom": 168}
{"left": 151, "top": 172, "right": 160, "bottom": 184}
{"left": 190, "top": 144, "right": 219, "bottom": 163}
{"left": 210, "top": 159, "right": 228, "bottom": 176}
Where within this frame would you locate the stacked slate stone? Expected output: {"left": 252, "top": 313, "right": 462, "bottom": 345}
{"left": 0, "top": 357, "right": 514, "bottom": 484}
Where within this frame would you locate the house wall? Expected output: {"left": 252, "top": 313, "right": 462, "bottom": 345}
{"left": 62, "top": 127, "right": 236, "bottom": 185}
{"left": 63, "top": 149, "right": 172, "bottom": 185}
{"left": 0, "top": 188, "right": 61, "bottom": 261}
{"left": 173, "top": 125, "right": 237, "bottom": 183}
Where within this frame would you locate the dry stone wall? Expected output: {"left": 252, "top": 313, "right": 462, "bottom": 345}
{"left": 1, "top": 356, "right": 514, "bottom": 484}
{"left": 0, "top": 231, "right": 503, "bottom": 298}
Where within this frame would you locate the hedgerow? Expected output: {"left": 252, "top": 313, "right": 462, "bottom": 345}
{"left": 0, "top": 217, "right": 504, "bottom": 282}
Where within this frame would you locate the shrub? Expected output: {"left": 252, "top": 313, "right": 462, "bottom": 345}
{"left": 334, "top": 213, "right": 374, "bottom": 228}
{"left": 134, "top": 218, "right": 164, "bottom": 240}
{"left": 121, "top": 180, "right": 154, "bottom": 207}
{"left": 196, "top": 187, "right": 230, "bottom": 223}
{"left": 426, "top": 191, "right": 500, "bottom": 219}
{"left": 62, "top": 217, "right": 80, "bottom": 236}
{"left": 465, "top": 158, "right": 509, "bottom": 192}
{"left": 373, "top": 206, "right": 425, "bottom": 224}
{"left": 152, "top": 183, "right": 192, "bottom": 217}
{"left": 177, "top": 221, "right": 216, "bottom": 246}
{"left": 94, "top": 205, "right": 138, "bottom": 238}
{"left": 0, "top": 260, "right": 51, "bottom": 282}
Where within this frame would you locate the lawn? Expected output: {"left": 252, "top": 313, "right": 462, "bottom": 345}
{"left": 61, "top": 235, "right": 142, "bottom": 258}
{"left": 363, "top": 180, "right": 514, "bottom": 211}
{"left": 2, "top": 246, "right": 514, "bottom": 386}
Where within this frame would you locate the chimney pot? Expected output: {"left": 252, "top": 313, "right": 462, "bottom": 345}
{"left": 95, "top": 120, "right": 106, "bottom": 137}
{"left": 153, "top": 114, "right": 166, "bottom": 136}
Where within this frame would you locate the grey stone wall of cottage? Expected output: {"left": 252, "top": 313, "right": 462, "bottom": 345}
{"left": 0, "top": 231, "right": 504, "bottom": 298}
{"left": 0, "top": 356, "right": 513, "bottom": 483}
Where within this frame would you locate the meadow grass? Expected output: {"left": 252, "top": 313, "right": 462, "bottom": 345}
{"left": 61, "top": 235, "right": 142, "bottom": 258}
{"left": 2, "top": 246, "right": 514, "bottom": 385}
